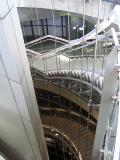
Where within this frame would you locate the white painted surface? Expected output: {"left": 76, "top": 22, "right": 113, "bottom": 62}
{"left": 17, "top": 0, "right": 112, "bottom": 19}
{"left": 0, "top": 0, "right": 48, "bottom": 160}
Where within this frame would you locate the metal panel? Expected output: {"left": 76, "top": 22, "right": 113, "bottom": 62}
{"left": 92, "top": 46, "right": 118, "bottom": 160}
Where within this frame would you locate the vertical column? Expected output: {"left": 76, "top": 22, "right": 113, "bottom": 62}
{"left": 92, "top": 46, "right": 118, "bottom": 160}
{"left": 30, "top": 20, "right": 35, "bottom": 40}
{"left": 45, "top": 18, "right": 49, "bottom": 35}
{"left": 61, "top": 16, "right": 64, "bottom": 38}
{"left": 41, "top": 19, "right": 45, "bottom": 36}
{"left": 0, "top": 0, "right": 49, "bottom": 160}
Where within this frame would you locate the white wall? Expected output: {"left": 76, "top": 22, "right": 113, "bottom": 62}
{"left": 17, "top": 0, "right": 113, "bottom": 20}
{"left": 0, "top": 0, "right": 48, "bottom": 160}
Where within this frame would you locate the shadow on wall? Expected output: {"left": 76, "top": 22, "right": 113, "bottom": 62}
{"left": 0, "top": 139, "right": 22, "bottom": 160}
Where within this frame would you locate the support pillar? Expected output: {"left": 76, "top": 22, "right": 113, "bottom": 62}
{"left": 0, "top": 0, "right": 49, "bottom": 160}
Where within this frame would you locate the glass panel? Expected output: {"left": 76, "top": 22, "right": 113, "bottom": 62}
{"left": 24, "top": 26, "right": 32, "bottom": 36}
{"left": 102, "top": 102, "right": 119, "bottom": 160}
{"left": 55, "top": 17, "right": 61, "bottom": 26}
{"left": 55, "top": 27, "right": 62, "bottom": 37}
{"left": 47, "top": 18, "right": 53, "bottom": 26}
{"left": 27, "top": 40, "right": 64, "bottom": 53}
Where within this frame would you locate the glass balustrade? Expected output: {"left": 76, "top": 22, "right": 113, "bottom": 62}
{"left": 27, "top": 39, "right": 65, "bottom": 53}
{"left": 100, "top": 101, "right": 119, "bottom": 160}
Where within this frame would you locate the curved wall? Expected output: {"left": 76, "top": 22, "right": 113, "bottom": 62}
{"left": 33, "top": 80, "right": 98, "bottom": 120}
{"left": 17, "top": 0, "right": 112, "bottom": 20}
{"left": 0, "top": 0, "right": 48, "bottom": 160}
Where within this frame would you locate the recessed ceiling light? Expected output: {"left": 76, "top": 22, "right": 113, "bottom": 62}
{"left": 55, "top": 133, "right": 59, "bottom": 136}
{"left": 73, "top": 26, "right": 76, "bottom": 30}
{"left": 79, "top": 27, "right": 84, "bottom": 31}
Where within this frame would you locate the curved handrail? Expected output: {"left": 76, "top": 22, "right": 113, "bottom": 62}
{"left": 26, "top": 5, "right": 120, "bottom": 60}
{"left": 33, "top": 80, "right": 98, "bottom": 120}
{"left": 43, "top": 125, "right": 79, "bottom": 160}
{"left": 25, "top": 35, "right": 69, "bottom": 46}
{"left": 39, "top": 107, "right": 96, "bottom": 131}
{"left": 32, "top": 5, "right": 120, "bottom": 58}
{"left": 31, "top": 68, "right": 103, "bottom": 94}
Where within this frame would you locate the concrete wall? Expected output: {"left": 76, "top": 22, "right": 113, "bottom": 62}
{"left": 0, "top": 0, "right": 48, "bottom": 160}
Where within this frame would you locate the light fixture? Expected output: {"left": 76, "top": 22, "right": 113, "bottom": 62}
{"left": 79, "top": 27, "right": 84, "bottom": 31}
{"left": 55, "top": 133, "right": 59, "bottom": 136}
{"left": 103, "top": 42, "right": 113, "bottom": 47}
{"left": 73, "top": 25, "right": 79, "bottom": 30}
{"left": 73, "top": 26, "right": 76, "bottom": 30}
